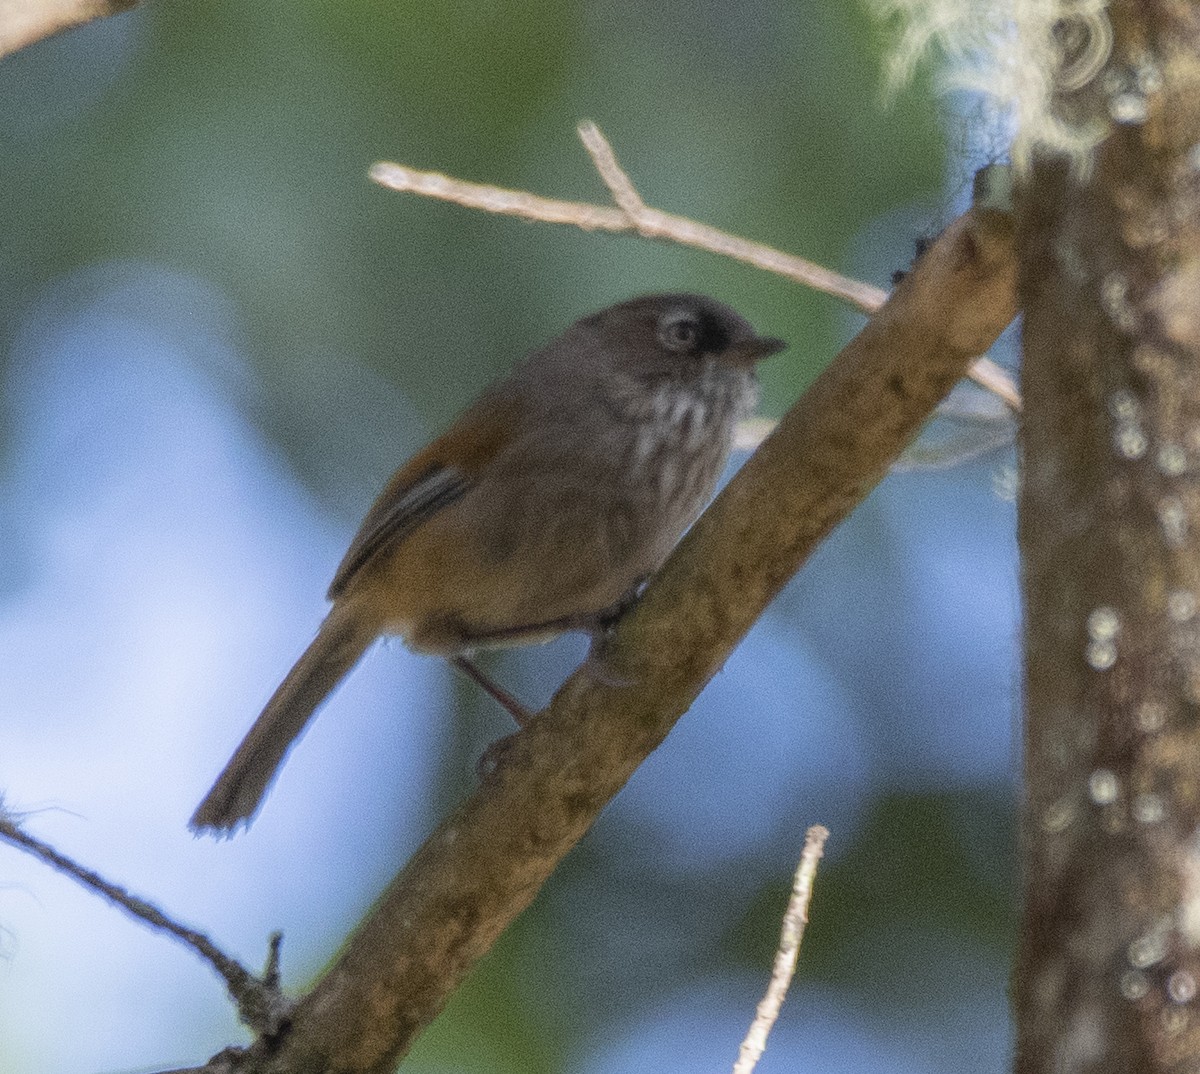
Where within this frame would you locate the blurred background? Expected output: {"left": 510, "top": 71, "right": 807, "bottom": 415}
{"left": 0, "top": 2, "right": 1020, "bottom": 1071}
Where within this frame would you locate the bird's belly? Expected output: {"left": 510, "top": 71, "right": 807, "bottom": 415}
{"left": 364, "top": 432, "right": 727, "bottom": 654}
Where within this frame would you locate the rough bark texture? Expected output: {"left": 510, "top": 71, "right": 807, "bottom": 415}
{"left": 247, "top": 206, "right": 1016, "bottom": 1074}
{"left": 1016, "top": 4, "right": 1200, "bottom": 1071}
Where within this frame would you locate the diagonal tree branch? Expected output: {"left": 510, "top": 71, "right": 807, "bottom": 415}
{"left": 245, "top": 201, "right": 1017, "bottom": 1074}
{"left": 370, "top": 122, "right": 1022, "bottom": 412}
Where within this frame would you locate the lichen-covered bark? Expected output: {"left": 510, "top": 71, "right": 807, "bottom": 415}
{"left": 1016, "top": 5, "right": 1200, "bottom": 1071}
{"left": 252, "top": 207, "right": 1016, "bottom": 1074}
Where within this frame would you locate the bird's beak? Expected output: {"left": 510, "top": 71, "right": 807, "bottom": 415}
{"left": 726, "top": 335, "right": 788, "bottom": 366}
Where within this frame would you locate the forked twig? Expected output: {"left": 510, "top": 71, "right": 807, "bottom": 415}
{"left": 0, "top": 804, "right": 290, "bottom": 1037}
{"left": 732, "top": 824, "right": 830, "bottom": 1074}
{"left": 370, "top": 122, "right": 1020, "bottom": 411}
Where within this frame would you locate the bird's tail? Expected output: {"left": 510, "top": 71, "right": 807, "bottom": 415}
{"left": 190, "top": 606, "right": 375, "bottom": 834}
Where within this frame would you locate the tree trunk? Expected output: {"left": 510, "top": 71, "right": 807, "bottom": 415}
{"left": 1016, "top": 4, "right": 1200, "bottom": 1071}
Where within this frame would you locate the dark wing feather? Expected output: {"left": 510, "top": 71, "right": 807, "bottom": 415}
{"left": 327, "top": 465, "right": 469, "bottom": 598}
{"left": 326, "top": 393, "right": 520, "bottom": 599}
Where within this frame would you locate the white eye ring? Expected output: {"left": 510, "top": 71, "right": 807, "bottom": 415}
{"left": 659, "top": 313, "right": 702, "bottom": 351}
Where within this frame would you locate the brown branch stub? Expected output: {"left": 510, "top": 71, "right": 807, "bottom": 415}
{"left": 733, "top": 824, "right": 830, "bottom": 1074}
{"left": 0, "top": 0, "right": 138, "bottom": 59}
{"left": 263, "top": 204, "right": 1017, "bottom": 1074}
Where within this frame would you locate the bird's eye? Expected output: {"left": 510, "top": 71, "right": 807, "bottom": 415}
{"left": 658, "top": 313, "right": 703, "bottom": 352}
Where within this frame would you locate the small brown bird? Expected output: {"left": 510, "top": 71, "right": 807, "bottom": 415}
{"left": 190, "top": 294, "right": 785, "bottom": 833}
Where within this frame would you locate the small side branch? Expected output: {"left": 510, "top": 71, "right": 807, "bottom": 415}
{"left": 370, "top": 122, "right": 1020, "bottom": 411}
{"left": 370, "top": 127, "right": 884, "bottom": 314}
{"left": 733, "top": 824, "right": 830, "bottom": 1074}
{"left": 0, "top": 804, "right": 289, "bottom": 1037}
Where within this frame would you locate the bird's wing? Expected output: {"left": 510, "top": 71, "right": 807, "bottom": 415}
{"left": 327, "top": 395, "right": 517, "bottom": 599}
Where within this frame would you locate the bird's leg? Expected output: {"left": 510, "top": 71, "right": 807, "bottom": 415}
{"left": 450, "top": 655, "right": 533, "bottom": 727}
{"left": 594, "top": 577, "right": 648, "bottom": 630}
{"left": 452, "top": 583, "right": 649, "bottom": 722}
{"left": 580, "top": 579, "right": 646, "bottom": 688}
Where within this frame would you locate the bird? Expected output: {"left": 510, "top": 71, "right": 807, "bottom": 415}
{"left": 189, "top": 293, "right": 786, "bottom": 833}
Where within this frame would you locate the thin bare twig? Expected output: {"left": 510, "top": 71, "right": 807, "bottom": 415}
{"left": 732, "top": 824, "right": 830, "bottom": 1074}
{"left": 966, "top": 353, "right": 1021, "bottom": 410}
{"left": 0, "top": 804, "right": 290, "bottom": 1036}
{"left": 577, "top": 120, "right": 647, "bottom": 217}
{"left": 370, "top": 122, "right": 1021, "bottom": 411}
{"left": 370, "top": 127, "right": 883, "bottom": 314}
